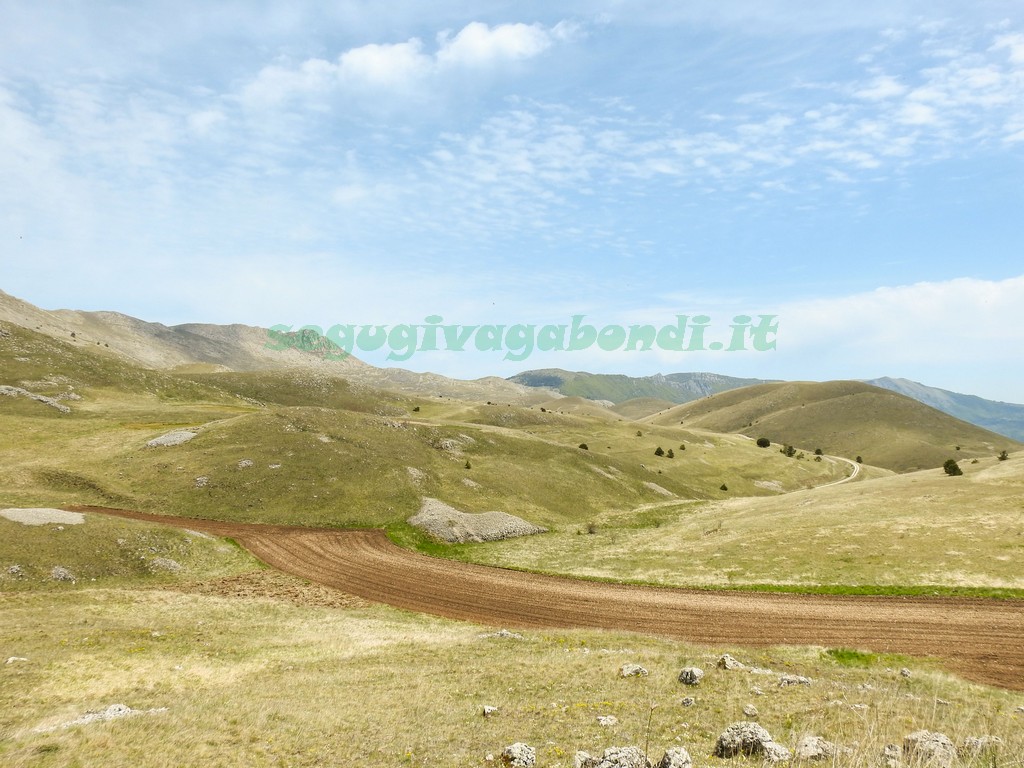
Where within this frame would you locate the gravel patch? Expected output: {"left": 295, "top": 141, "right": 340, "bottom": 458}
{"left": 1, "top": 508, "right": 85, "bottom": 526}
{"left": 643, "top": 481, "right": 675, "bottom": 497}
{"left": 408, "top": 498, "right": 547, "bottom": 543}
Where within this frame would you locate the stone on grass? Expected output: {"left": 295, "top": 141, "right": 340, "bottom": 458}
{"left": 717, "top": 653, "right": 746, "bottom": 670}
{"left": 501, "top": 743, "right": 536, "bottom": 768}
{"left": 620, "top": 663, "right": 648, "bottom": 677}
{"left": 714, "top": 721, "right": 780, "bottom": 759}
{"left": 742, "top": 704, "right": 758, "bottom": 718}
{"left": 903, "top": 731, "right": 955, "bottom": 768}
{"left": 763, "top": 742, "right": 792, "bottom": 763}
{"left": 50, "top": 566, "right": 75, "bottom": 582}
{"left": 882, "top": 744, "right": 901, "bottom": 768}
{"left": 795, "top": 736, "right": 838, "bottom": 761}
{"left": 575, "top": 746, "right": 651, "bottom": 768}
{"left": 680, "top": 696, "right": 695, "bottom": 707}
{"left": 482, "top": 705, "right": 498, "bottom": 717}
{"left": 677, "top": 667, "right": 704, "bottom": 686}
{"left": 597, "top": 715, "right": 619, "bottom": 727}
{"left": 960, "top": 736, "right": 1002, "bottom": 756}
{"left": 779, "top": 673, "right": 812, "bottom": 687}
{"left": 899, "top": 667, "right": 912, "bottom": 678}
{"left": 655, "top": 747, "right": 692, "bottom": 768}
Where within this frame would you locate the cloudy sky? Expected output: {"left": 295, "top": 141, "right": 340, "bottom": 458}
{"left": 3, "top": 2, "right": 1024, "bottom": 400}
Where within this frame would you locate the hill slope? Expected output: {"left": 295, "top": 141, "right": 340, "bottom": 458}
{"left": 648, "top": 380, "right": 1019, "bottom": 472}
{"left": 509, "top": 369, "right": 771, "bottom": 404}
{"left": 868, "top": 376, "right": 1024, "bottom": 442}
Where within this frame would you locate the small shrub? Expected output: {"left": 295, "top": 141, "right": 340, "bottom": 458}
{"left": 998, "top": 450, "right": 1009, "bottom": 461}
{"left": 412, "top": 406, "right": 420, "bottom": 412}
{"left": 856, "top": 456, "right": 863, "bottom": 463}
{"left": 464, "top": 460, "right": 472, "bottom": 470}
{"left": 814, "top": 455, "right": 822, "bottom": 462}
{"left": 679, "top": 444, "right": 685, "bottom": 450}
{"left": 781, "top": 445, "right": 796, "bottom": 458}
{"left": 719, "top": 483, "right": 728, "bottom": 491}
{"left": 756, "top": 437, "right": 771, "bottom": 448}
{"left": 666, "top": 448, "right": 675, "bottom": 458}
{"left": 636, "top": 430, "right": 643, "bottom": 437}
{"left": 943, "top": 458, "right": 963, "bottom": 476}
{"left": 578, "top": 443, "right": 589, "bottom": 450}
{"left": 814, "top": 448, "right": 823, "bottom": 456}
{"left": 654, "top": 446, "right": 665, "bottom": 457}
{"left": 586, "top": 522, "right": 598, "bottom": 535}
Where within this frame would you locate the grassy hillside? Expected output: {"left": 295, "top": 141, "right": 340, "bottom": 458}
{"left": 2, "top": 324, "right": 844, "bottom": 533}
{"left": 869, "top": 376, "right": 1024, "bottom": 442}
{"left": 457, "top": 452, "right": 1024, "bottom": 594}
{"left": 509, "top": 369, "right": 770, "bottom": 404}
{"left": 648, "top": 380, "right": 1019, "bottom": 472}
{"left": 610, "top": 397, "right": 677, "bottom": 420}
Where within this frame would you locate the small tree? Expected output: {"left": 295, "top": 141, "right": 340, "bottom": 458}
{"left": 943, "top": 458, "right": 963, "bottom": 476}
{"left": 719, "top": 483, "right": 728, "bottom": 491}
{"left": 856, "top": 456, "right": 863, "bottom": 463}
{"left": 578, "top": 443, "right": 589, "bottom": 450}
{"left": 781, "top": 445, "right": 796, "bottom": 458}
{"left": 814, "top": 448, "right": 823, "bottom": 456}
{"left": 464, "top": 460, "right": 472, "bottom": 470}
{"left": 666, "top": 448, "right": 675, "bottom": 458}
{"left": 654, "top": 446, "right": 665, "bottom": 457}
{"left": 679, "top": 443, "right": 686, "bottom": 450}
{"left": 998, "top": 450, "right": 1010, "bottom": 461}
{"left": 756, "top": 437, "right": 771, "bottom": 448}
{"left": 636, "top": 430, "right": 643, "bottom": 437}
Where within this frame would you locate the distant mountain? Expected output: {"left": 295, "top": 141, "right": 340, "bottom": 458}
{"left": 647, "top": 380, "right": 1020, "bottom": 473}
{"left": 866, "top": 377, "right": 1024, "bottom": 442}
{"left": 510, "top": 368, "right": 772, "bottom": 405}
{"left": 0, "top": 289, "right": 541, "bottom": 402}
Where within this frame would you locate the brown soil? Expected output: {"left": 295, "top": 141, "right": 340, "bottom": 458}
{"left": 71, "top": 506, "right": 1024, "bottom": 691}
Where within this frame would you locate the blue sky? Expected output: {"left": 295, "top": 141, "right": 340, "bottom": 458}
{"left": 3, "top": 2, "right": 1024, "bottom": 400}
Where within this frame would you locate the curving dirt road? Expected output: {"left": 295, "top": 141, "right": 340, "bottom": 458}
{"left": 72, "top": 506, "right": 1024, "bottom": 691}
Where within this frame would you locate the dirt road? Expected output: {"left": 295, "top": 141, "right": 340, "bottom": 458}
{"left": 73, "top": 506, "right": 1024, "bottom": 691}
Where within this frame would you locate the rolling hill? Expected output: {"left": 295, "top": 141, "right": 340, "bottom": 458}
{"left": 867, "top": 376, "right": 1024, "bottom": 442}
{"left": 646, "top": 380, "right": 1020, "bottom": 472}
{"left": 509, "top": 368, "right": 771, "bottom": 404}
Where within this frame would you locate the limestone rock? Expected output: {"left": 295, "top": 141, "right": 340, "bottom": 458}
{"left": 501, "top": 743, "right": 536, "bottom": 768}
{"left": 903, "top": 731, "right": 955, "bottom": 768}
{"left": 677, "top": 667, "right": 704, "bottom": 686}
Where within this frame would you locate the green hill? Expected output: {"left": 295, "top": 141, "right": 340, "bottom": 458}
{"left": 509, "top": 368, "right": 771, "bottom": 404}
{"left": 648, "top": 380, "right": 1020, "bottom": 472}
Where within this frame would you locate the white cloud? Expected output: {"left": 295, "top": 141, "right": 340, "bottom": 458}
{"left": 855, "top": 75, "right": 908, "bottom": 100}
{"left": 240, "top": 21, "right": 567, "bottom": 108}
{"left": 436, "top": 22, "right": 554, "bottom": 68}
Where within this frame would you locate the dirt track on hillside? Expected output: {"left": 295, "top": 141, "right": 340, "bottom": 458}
{"left": 72, "top": 506, "right": 1024, "bottom": 691}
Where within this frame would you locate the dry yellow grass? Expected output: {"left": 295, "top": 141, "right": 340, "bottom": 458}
{"left": 2, "top": 585, "right": 1022, "bottom": 767}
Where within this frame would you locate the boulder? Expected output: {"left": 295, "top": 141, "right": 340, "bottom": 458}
{"left": 779, "top": 674, "right": 812, "bottom": 687}
{"left": 795, "top": 736, "right": 838, "bottom": 761}
{"left": 714, "top": 721, "right": 780, "bottom": 759}
{"left": 655, "top": 747, "right": 692, "bottom": 768}
{"left": 575, "top": 746, "right": 651, "bottom": 768}
{"left": 717, "top": 653, "right": 746, "bottom": 670}
{"left": 903, "top": 731, "right": 955, "bottom": 768}
{"left": 677, "top": 667, "right": 704, "bottom": 686}
{"left": 501, "top": 743, "right": 536, "bottom": 768}
{"left": 620, "top": 663, "right": 649, "bottom": 678}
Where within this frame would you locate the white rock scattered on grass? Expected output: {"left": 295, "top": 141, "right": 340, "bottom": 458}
{"left": 795, "top": 736, "right": 840, "bottom": 761}
{"left": 194, "top": 476, "right": 209, "bottom": 488}
{"left": 479, "top": 629, "right": 525, "bottom": 640}
{"left": 717, "top": 654, "right": 746, "bottom": 671}
{"left": 50, "top": 566, "right": 75, "bottom": 582}
{"left": 903, "top": 731, "right": 956, "bottom": 768}
{"left": 619, "top": 663, "right": 648, "bottom": 678}
{"left": 763, "top": 742, "right": 792, "bottom": 764}
{"left": 597, "top": 715, "right": 619, "bottom": 727}
{"left": 680, "top": 697, "right": 695, "bottom": 707}
{"left": 269, "top": 463, "right": 281, "bottom": 469}
{"left": 714, "top": 721, "right": 784, "bottom": 760}
{"left": 677, "top": 667, "right": 704, "bottom": 686}
{"left": 408, "top": 497, "right": 547, "bottom": 543}
{"left": 6, "top": 564, "right": 25, "bottom": 577}
{"left": 6, "top": 657, "right": 28, "bottom": 664}
{"left": 742, "top": 704, "right": 758, "bottom": 718}
{"left": 0, "top": 385, "right": 71, "bottom": 413}
{"left": 34, "top": 703, "right": 168, "bottom": 733}
{"left": 882, "top": 744, "right": 901, "bottom": 768}
{"left": 483, "top": 705, "right": 499, "bottom": 717}
{"left": 899, "top": 667, "right": 912, "bottom": 678}
{"left": 779, "top": 673, "right": 812, "bottom": 687}
{"left": 575, "top": 746, "right": 650, "bottom": 768}
{"left": 655, "top": 747, "right": 692, "bottom": 768}
{"left": 145, "top": 430, "right": 196, "bottom": 448}
{"left": 960, "top": 736, "right": 1003, "bottom": 756}
{"left": 237, "top": 459, "right": 254, "bottom": 469}
{"left": 500, "top": 742, "right": 536, "bottom": 767}
{"left": 148, "top": 557, "right": 182, "bottom": 573}
{"left": 751, "top": 686, "right": 764, "bottom": 696}
{"left": 1, "top": 508, "right": 84, "bottom": 526}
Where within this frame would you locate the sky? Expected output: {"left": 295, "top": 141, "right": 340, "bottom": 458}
{"left": 3, "top": 1, "right": 1024, "bottom": 401}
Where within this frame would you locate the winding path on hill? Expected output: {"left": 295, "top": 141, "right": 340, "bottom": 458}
{"left": 74, "top": 505, "right": 1024, "bottom": 691}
